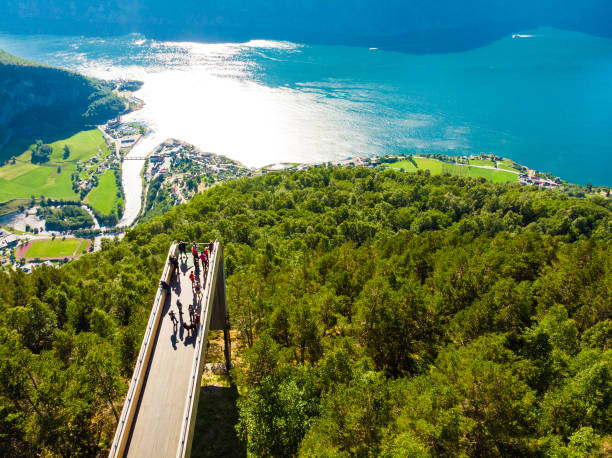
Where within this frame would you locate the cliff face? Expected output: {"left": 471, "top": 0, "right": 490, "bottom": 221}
{"left": 0, "top": 0, "right": 610, "bottom": 52}
{"left": 0, "top": 50, "right": 125, "bottom": 154}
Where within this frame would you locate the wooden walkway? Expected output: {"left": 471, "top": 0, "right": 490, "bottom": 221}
{"left": 124, "top": 253, "right": 206, "bottom": 456}
{"left": 110, "top": 241, "right": 229, "bottom": 458}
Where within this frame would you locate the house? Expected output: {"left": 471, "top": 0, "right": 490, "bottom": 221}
{"left": 0, "top": 234, "right": 18, "bottom": 249}
{"left": 108, "top": 117, "right": 121, "bottom": 129}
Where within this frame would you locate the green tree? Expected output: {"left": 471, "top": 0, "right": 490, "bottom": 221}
{"left": 7, "top": 297, "right": 57, "bottom": 353}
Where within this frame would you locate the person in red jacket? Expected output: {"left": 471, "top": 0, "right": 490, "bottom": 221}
{"left": 189, "top": 271, "right": 195, "bottom": 290}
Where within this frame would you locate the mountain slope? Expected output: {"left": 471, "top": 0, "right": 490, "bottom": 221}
{"left": 0, "top": 49, "right": 126, "bottom": 160}
{"left": 0, "top": 167, "right": 610, "bottom": 456}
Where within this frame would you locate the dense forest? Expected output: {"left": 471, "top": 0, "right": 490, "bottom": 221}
{"left": 0, "top": 167, "right": 610, "bottom": 456}
{"left": 0, "top": 50, "right": 126, "bottom": 162}
{"left": 38, "top": 205, "right": 94, "bottom": 232}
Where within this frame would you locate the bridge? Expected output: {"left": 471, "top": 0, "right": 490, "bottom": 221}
{"left": 109, "top": 241, "right": 231, "bottom": 458}
{"left": 122, "top": 156, "right": 148, "bottom": 161}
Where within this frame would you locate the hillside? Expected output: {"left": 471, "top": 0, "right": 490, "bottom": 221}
{"left": 0, "top": 49, "right": 126, "bottom": 161}
{"left": 0, "top": 1, "right": 610, "bottom": 53}
{"left": 0, "top": 167, "right": 611, "bottom": 456}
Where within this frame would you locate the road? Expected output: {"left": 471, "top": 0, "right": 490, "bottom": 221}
{"left": 81, "top": 205, "right": 101, "bottom": 229}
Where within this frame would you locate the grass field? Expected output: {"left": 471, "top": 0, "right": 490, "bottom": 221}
{"left": 0, "top": 129, "right": 123, "bottom": 218}
{"left": 497, "top": 159, "right": 523, "bottom": 172}
{"left": 85, "top": 170, "right": 121, "bottom": 215}
{"left": 24, "top": 238, "right": 89, "bottom": 259}
{"left": 389, "top": 157, "right": 518, "bottom": 183}
{"left": 468, "top": 159, "right": 497, "bottom": 167}
{"left": 390, "top": 157, "right": 443, "bottom": 174}
{"left": 2, "top": 226, "right": 25, "bottom": 235}
{"left": 0, "top": 129, "right": 110, "bottom": 203}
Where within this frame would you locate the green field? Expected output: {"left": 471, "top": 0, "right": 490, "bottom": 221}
{"left": 24, "top": 238, "right": 88, "bottom": 259}
{"left": 2, "top": 226, "right": 25, "bottom": 235}
{"left": 0, "top": 129, "right": 123, "bottom": 217}
{"left": 389, "top": 157, "right": 518, "bottom": 183}
{"left": 0, "top": 129, "right": 110, "bottom": 203}
{"left": 467, "top": 158, "right": 497, "bottom": 167}
{"left": 390, "top": 157, "right": 443, "bottom": 174}
{"left": 85, "top": 170, "right": 121, "bottom": 215}
{"left": 497, "top": 159, "right": 523, "bottom": 172}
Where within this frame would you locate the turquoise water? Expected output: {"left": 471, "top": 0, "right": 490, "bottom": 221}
{"left": 1, "top": 27, "right": 611, "bottom": 185}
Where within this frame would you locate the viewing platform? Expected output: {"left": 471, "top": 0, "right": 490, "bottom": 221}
{"left": 109, "top": 241, "right": 231, "bottom": 458}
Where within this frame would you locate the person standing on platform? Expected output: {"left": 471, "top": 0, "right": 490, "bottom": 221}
{"left": 208, "top": 241, "right": 214, "bottom": 254}
{"left": 169, "top": 255, "right": 179, "bottom": 278}
{"left": 188, "top": 303, "right": 195, "bottom": 322}
{"left": 189, "top": 271, "right": 195, "bottom": 291}
{"left": 178, "top": 241, "right": 187, "bottom": 261}
{"left": 169, "top": 310, "right": 178, "bottom": 330}
{"left": 200, "top": 251, "right": 207, "bottom": 275}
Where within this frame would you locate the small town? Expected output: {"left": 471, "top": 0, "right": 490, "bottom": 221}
{"left": 143, "top": 139, "right": 252, "bottom": 208}
{"left": 2, "top": 145, "right": 607, "bottom": 274}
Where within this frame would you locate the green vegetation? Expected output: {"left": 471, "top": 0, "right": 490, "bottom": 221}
{"left": 0, "top": 129, "right": 122, "bottom": 224}
{"left": 497, "top": 158, "right": 523, "bottom": 172}
{"left": 191, "top": 373, "right": 245, "bottom": 458}
{"left": 0, "top": 49, "right": 126, "bottom": 163}
{"left": 38, "top": 205, "right": 94, "bottom": 232}
{"left": 0, "top": 129, "right": 109, "bottom": 203}
{"left": 85, "top": 169, "right": 123, "bottom": 225}
{"left": 0, "top": 167, "right": 611, "bottom": 456}
{"left": 23, "top": 238, "right": 86, "bottom": 259}
{"left": 467, "top": 158, "right": 496, "bottom": 167}
{"left": 2, "top": 226, "right": 25, "bottom": 235}
{"left": 389, "top": 156, "right": 518, "bottom": 183}
{"left": 142, "top": 174, "right": 176, "bottom": 223}
{"left": 30, "top": 141, "right": 53, "bottom": 164}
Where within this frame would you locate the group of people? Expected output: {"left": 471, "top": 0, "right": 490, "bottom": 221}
{"left": 168, "top": 299, "right": 200, "bottom": 337}
{"left": 181, "top": 241, "right": 213, "bottom": 295}
{"left": 166, "top": 240, "right": 215, "bottom": 337}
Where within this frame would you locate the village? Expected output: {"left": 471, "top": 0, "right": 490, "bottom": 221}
{"left": 3, "top": 142, "right": 607, "bottom": 274}
{"left": 140, "top": 139, "right": 253, "bottom": 218}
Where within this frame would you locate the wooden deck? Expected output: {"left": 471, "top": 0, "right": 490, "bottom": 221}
{"left": 124, "top": 254, "right": 208, "bottom": 457}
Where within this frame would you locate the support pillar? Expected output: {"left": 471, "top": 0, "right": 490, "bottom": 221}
{"left": 210, "top": 245, "right": 231, "bottom": 372}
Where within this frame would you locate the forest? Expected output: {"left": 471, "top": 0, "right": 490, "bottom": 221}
{"left": 0, "top": 166, "right": 610, "bottom": 456}
{"left": 38, "top": 205, "right": 94, "bottom": 232}
{"left": 0, "top": 49, "right": 126, "bottom": 163}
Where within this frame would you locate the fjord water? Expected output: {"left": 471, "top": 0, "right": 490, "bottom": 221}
{"left": 1, "top": 29, "right": 611, "bottom": 198}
